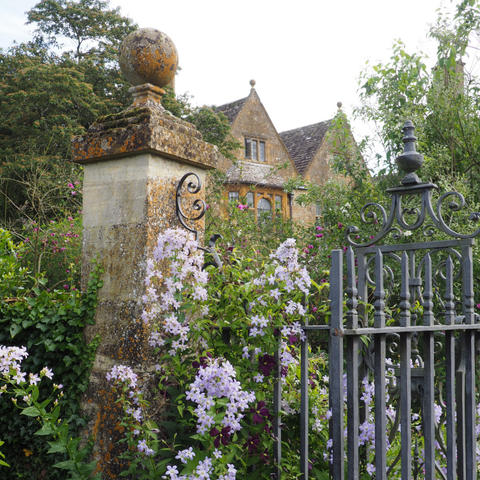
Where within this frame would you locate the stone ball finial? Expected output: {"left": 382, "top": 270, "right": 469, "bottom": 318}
{"left": 250, "top": 79, "right": 256, "bottom": 88}
{"left": 119, "top": 28, "right": 178, "bottom": 88}
{"left": 337, "top": 101, "right": 342, "bottom": 109}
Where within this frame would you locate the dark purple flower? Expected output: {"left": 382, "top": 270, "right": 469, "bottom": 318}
{"left": 258, "top": 354, "right": 276, "bottom": 376}
{"left": 251, "top": 401, "right": 270, "bottom": 424}
{"left": 210, "top": 426, "right": 231, "bottom": 448}
{"left": 244, "top": 434, "right": 260, "bottom": 454}
{"left": 192, "top": 355, "right": 210, "bottom": 369}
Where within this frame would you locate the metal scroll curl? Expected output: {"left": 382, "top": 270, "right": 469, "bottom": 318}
{"left": 430, "top": 191, "right": 480, "bottom": 239}
{"left": 175, "top": 172, "right": 207, "bottom": 240}
{"left": 347, "top": 186, "right": 480, "bottom": 247}
{"left": 346, "top": 200, "right": 396, "bottom": 246}
{"left": 175, "top": 172, "right": 223, "bottom": 268}
{"left": 346, "top": 121, "right": 480, "bottom": 247}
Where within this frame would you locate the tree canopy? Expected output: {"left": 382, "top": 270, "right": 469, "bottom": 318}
{"left": 0, "top": 1, "right": 137, "bottom": 230}
{"left": 356, "top": 0, "right": 480, "bottom": 194}
{"left": 0, "top": 0, "right": 238, "bottom": 232}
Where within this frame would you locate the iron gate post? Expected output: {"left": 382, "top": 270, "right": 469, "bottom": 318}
{"left": 329, "top": 249, "right": 344, "bottom": 479}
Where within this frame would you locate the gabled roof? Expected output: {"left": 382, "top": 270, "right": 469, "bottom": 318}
{"left": 280, "top": 120, "right": 332, "bottom": 175}
{"left": 215, "top": 97, "right": 248, "bottom": 123}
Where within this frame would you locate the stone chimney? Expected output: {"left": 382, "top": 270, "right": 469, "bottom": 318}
{"left": 71, "top": 28, "right": 218, "bottom": 478}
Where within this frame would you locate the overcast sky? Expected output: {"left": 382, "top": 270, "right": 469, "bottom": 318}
{"left": 1, "top": 1, "right": 459, "bottom": 167}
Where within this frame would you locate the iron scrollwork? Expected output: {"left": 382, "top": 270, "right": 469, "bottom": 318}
{"left": 175, "top": 172, "right": 222, "bottom": 268}
{"left": 175, "top": 172, "right": 207, "bottom": 240}
{"left": 346, "top": 121, "right": 480, "bottom": 247}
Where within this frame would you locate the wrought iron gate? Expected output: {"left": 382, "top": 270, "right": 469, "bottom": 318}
{"left": 301, "top": 122, "right": 480, "bottom": 479}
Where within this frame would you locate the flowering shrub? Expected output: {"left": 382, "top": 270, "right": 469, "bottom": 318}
{"left": 0, "top": 345, "right": 99, "bottom": 479}
{"left": 105, "top": 221, "right": 480, "bottom": 479}
{"left": 0, "top": 228, "right": 101, "bottom": 479}
{"left": 106, "top": 228, "right": 334, "bottom": 478}
{"left": 20, "top": 213, "right": 82, "bottom": 290}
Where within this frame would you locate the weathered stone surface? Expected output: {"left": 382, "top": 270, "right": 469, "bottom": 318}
{"left": 219, "top": 87, "right": 297, "bottom": 178}
{"left": 72, "top": 103, "right": 218, "bottom": 169}
{"left": 119, "top": 28, "right": 178, "bottom": 88}
{"left": 75, "top": 90, "right": 215, "bottom": 477}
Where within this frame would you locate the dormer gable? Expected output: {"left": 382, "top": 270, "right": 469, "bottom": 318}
{"left": 215, "top": 82, "right": 298, "bottom": 178}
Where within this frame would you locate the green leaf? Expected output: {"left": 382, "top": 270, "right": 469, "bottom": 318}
{"left": 47, "top": 441, "right": 67, "bottom": 454}
{"left": 34, "top": 423, "right": 54, "bottom": 436}
{"left": 9, "top": 323, "right": 22, "bottom": 338}
{"left": 21, "top": 406, "right": 41, "bottom": 417}
{"left": 53, "top": 460, "right": 76, "bottom": 470}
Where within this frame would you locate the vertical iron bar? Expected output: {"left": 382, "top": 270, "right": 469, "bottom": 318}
{"left": 357, "top": 252, "right": 368, "bottom": 327}
{"left": 356, "top": 252, "right": 368, "bottom": 467}
{"left": 422, "top": 252, "right": 435, "bottom": 480}
{"left": 399, "top": 251, "right": 412, "bottom": 480}
{"left": 374, "top": 249, "right": 387, "bottom": 480}
{"left": 329, "top": 249, "right": 344, "bottom": 480}
{"left": 461, "top": 244, "right": 475, "bottom": 480}
{"left": 273, "top": 347, "right": 281, "bottom": 478}
{"left": 444, "top": 256, "right": 456, "bottom": 480}
{"left": 300, "top": 326, "right": 309, "bottom": 478}
{"left": 456, "top": 355, "right": 466, "bottom": 480}
{"left": 346, "top": 247, "right": 359, "bottom": 480}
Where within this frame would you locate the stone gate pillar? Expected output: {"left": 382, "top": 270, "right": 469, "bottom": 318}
{"left": 71, "top": 28, "right": 218, "bottom": 478}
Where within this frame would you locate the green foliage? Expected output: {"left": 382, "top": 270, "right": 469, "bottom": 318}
{"left": 356, "top": 1, "right": 480, "bottom": 194}
{"left": 325, "top": 109, "right": 370, "bottom": 188}
{"left": 356, "top": 40, "right": 429, "bottom": 170}
{"left": 161, "top": 87, "right": 240, "bottom": 160}
{"left": 27, "top": 0, "right": 134, "bottom": 60}
{"left": 0, "top": 0, "right": 136, "bottom": 230}
{"left": 0, "top": 228, "right": 102, "bottom": 479}
{"left": 0, "top": 352, "right": 100, "bottom": 479}
{"left": 206, "top": 200, "right": 297, "bottom": 259}
{"left": 20, "top": 213, "right": 83, "bottom": 289}
{"left": 0, "top": 441, "right": 8, "bottom": 468}
{"left": 109, "top": 227, "right": 331, "bottom": 478}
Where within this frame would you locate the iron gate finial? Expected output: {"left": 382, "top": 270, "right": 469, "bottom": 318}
{"left": 396, "top": 120, "right": 424, "bottom": 185}
{"left": 346, "top": 121, "right": 480, "bottom": 247}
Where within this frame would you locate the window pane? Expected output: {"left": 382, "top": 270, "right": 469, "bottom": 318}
{"left": 246, "top": 192, "right": 254, "bottom": 207}
{"left": 275, "top": 195, "right": 282, "bottom": 211}
{"left": 251, "top": 140, "right": 257, "bottom": 160}
{"left": 258, "top": 198, "right": 272, "bottom": 219}
{"left": 245, "top": 138, "right": 251, "bottom": 159}
{"left": 228, "top": 191, "right": 239, "bottom": 202}
{"left": 259, "top": 141, "right": 265, "bottom": 161}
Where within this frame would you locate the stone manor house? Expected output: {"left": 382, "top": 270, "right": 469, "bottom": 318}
{"left": 214, "top": 80, "right": 360, "bottom": 224}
